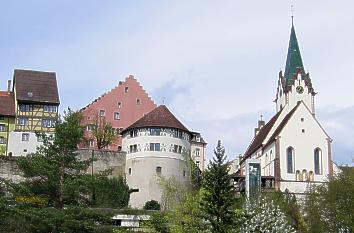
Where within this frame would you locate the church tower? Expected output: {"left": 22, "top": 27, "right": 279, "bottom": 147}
{"left": 275, "top": 21, "right": 316, "bottom": 115}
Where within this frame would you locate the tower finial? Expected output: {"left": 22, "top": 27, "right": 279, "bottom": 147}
{"left": 291, "top": 4, "right": 294, "bottom": 25}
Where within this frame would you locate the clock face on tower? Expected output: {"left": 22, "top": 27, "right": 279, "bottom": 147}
{"left": 296, "top": 86, "right": 304, "bottom": 94}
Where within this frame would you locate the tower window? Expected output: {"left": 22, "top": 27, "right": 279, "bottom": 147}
{"left": 314, "top": 148, "right": 322, "bottom": 175}
{"left": 118, "top": 102, "right": 122, "bottom": 108}
{"left": 128, "top": 168, "right": 132, "bottom": 175}
{"left": 124, "top": 87, "right": 129, "bottom": 93}
{"left": 150, "top": 128, "right": 161, "bottom": 136}
{"left": 150, "top": 143, "right": 160, "bottom": 151}
{"left": 196, "top": 161, "right": 200, "bottom": 168}
{"left": 301, "top": 118, "right": 304, "bottom": 122}
{"left": 195, "top": 148, "right": 200, "bottom": 157}
{"left": 156, "top": 166, "right": 162, "bottom": 175}
{"left": 302, "top": 129, "right": 305, "bottom": 133}
{"left": 129, "top": 144, "right": 138, "bottom": 153}
{"left": 286, "top": 147, "right": 295, "bottom": 173}
{"left": 136, "top": 99, "right": 141, "bottom": 105}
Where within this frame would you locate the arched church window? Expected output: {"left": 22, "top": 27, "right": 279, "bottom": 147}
{"left": 302, "top": 169, "right": 308, "bottom": 181}
{"left": 287, "top": 147, "right": 295, "bottom": 173}
{"left": 314, "top": 148, "right": 322, "bottom": 174}
{"left": 309, "top": 171, "right": 314, "bottom": 181}
{"left": 296, "top": 170, "right": 301, "bottom": 181}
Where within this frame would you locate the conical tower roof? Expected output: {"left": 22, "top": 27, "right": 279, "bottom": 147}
{"left": 284, "top": 22, "right": 305, "bottom": 84}
{"left": 122, "top": 105, "right": 190, "bottom": 133}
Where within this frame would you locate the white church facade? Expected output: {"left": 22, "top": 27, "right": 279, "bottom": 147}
{"left": 239, "top": 21, "right": 334, "bottom": 195}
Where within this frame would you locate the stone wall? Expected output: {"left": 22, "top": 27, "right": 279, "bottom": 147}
{"left": 0, "top": 149, "right": 126, "bottom": 182}
{"left": 0, "top": 157, "right": 24, "bottom": 182}
{"left": 77, "top": 149, "right": 126, "bottom": 177}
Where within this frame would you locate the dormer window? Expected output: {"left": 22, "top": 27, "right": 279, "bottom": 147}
{"left": 27, "top": 92, "right": 33, "bottom": 97}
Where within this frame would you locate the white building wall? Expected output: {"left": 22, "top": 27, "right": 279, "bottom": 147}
{"left": 7, "top": 131, "right": 43, "bottom": 156}
{"left": 122, "top": 128, "right": 190, "bottom": 208}
{"left": 286, "top": 74, "right": 313, "bottom": 114}
{"left": 279, "top": 103, "right": 330, "bottom": 191}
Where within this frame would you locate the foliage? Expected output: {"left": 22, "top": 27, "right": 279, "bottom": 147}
{"left": 0, "top": 145, "right": 5, "bottom": 156}
{"left": 15, "top": 110, "right": 91, "bottom": 209}
{"left": 160, "top": 176, "right": 188, "bottom": 210}
{"left": 167, "top": 190, "right": 208, "bottom": 233}
{"left": 0, "top": 204, "right": 113, "bottom": 233}
{"left": 264, "top": 191, "right": 307, "bottom": 232}
{"left": 305, "top": 168, "right": 354, "bottom": 233}
{"left": 148, "top": 211, "right": 170, "bottom": 233}
{"left": 181, "top": 149, "right": 202, "bottom": 190}
{"left": 144, "top": 200, "right": 161, "bottom": 210}
{"left": 240, "top": 196, "right": 296, "bottom": 233}
{"left": 92, "top": 175, "right": 130, "bottom": 208}
{"left": 200, "top": 140, "right": 236, "bottom": 233}
{"left": 91, "top": 115, "right": 117, "bottom": 150}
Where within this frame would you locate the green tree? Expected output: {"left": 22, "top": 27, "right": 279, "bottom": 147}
{"left": 305, "top": 167, "right": 354, "bottom": 233}
{"left": 15, "top": 110, "right": 91, "bottom": 209}
{"left": 200, "top": 140, "right": 236, "bottom": 233}
{"left": 92, "top": 175, "right": 130, "bottom": 208}
{"left": 91, "top": 115, "right": 116, "bottom": 150}
{"left": 144, "top": 200, "right": 161, "bottom": 210}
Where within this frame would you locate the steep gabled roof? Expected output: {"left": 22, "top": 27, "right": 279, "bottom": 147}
{"left": 243, "top": 110, "right": 283, "bottom": 159}
{"left": 13, "top": 69, "right": 60, "bottom": 104}
{"left": 0, "top": 92, "right": 15, "bottom": 116}
{"left": 122, "top": 105, "right": 189, "bottom": 133}
{"left": 284, "top": 23, "right": 305, "bottom": 84}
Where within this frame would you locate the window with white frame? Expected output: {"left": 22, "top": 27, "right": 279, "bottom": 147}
{"left": 42, "top": 119, "right": 56, "bottom": 128}
{"left": 99, "top": 110, "right": 105, "bottom": 117}
{"left": 0, "top": 124, "right": 6, "bottom": 131}
{"left": 150, "top": 143, "right": 160, "bottom": 151}
{"left": 22, "top": 133, "right": 30, "bottom": 141}
{"left": 0, "top": 137, "right": 4, "bottom": 144}
{"left": 195, "top": 148, "right": 200, "bottom": 157}
{"left": 314, "top": 148, "right": 322, "bottom": 175}
{"left": 19, "top": 104, "right": 31, "bottom": 112}
{"left": 130, "top": 144, "right": 138, "bottom": 153}
{"left": 286, "top": 147, "right": 295, "bottom": 173}
{"left": 18, "top": 118, "right": 29, "bottom": 126}
{"left": 43, "top": 105, "right": 57, "bottom": 113}
{"left": 114, "top": 112, "right": 120, "bottom": 120}
{"left": 150, "top": 128, "right": 161, "bottom": 136}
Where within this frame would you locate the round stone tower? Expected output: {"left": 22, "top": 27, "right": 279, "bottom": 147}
{"left": 121, "top": 105, "right": 191, "bottom": 208}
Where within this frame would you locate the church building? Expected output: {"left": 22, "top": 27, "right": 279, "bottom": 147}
{"left": 239, "top": 21, "right": 334, "bottom": 194}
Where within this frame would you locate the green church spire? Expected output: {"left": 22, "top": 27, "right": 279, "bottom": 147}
{"left": 284, "top": 21, "right": 305, "bottom": 83}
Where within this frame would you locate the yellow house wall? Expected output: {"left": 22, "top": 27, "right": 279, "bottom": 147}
{"left": 0, "top": 116, "right": 15, "bottom": 155}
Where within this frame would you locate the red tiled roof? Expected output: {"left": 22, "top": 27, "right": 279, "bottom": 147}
{"left": 14, "top": 69, "right": 60, "bottom": 104}
{"left": 122, "top": 105, "right": 189, "bottom": 133}
{"left": 0, "top": 92, "right": 15, "bottom": 116}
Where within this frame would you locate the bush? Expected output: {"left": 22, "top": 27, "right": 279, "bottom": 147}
{"left": 143, "top": 200, "right": 160, "bottom": 210}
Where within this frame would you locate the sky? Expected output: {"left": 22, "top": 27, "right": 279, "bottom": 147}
{"left": 0, "top": 1, "right": 353, "bottom": 165}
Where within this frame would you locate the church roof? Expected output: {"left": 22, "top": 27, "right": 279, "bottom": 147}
{"left": 284, "top": 22, "right": 305, "bottom": 84}
{"left": 243, "top": 110, "right": 282, "bottom": 159}
{"left": 122, "top": 105, "right": 190, "bottom": 133}
{"left": 242, "top": 102, "right": 301, "bottom": 164}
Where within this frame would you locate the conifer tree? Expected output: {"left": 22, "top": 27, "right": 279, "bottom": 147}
{"left": 201, "top": 140, "right": 235, "bottom": 233}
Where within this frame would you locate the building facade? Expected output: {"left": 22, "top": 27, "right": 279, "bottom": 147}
{"left": 0, "top": 82, "right": 16, "bottom": 155}
{"left": 190, "top": 132, "right": 207, "bottom": 172}
{"left": 80, "top": 75, "right": 156, "bottom": 151}
{"left": 238, "top": 21, "right": 334, "bottom": 195}
{"left": 122, "top": 105, "right": 204, "bottom": 208}
{"left": 7, "top": 69, "right": 60, "bottom": 156}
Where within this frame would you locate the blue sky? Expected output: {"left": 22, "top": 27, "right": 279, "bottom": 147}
{"left": 1, "top": 1, "right": 353, "bottom": 165}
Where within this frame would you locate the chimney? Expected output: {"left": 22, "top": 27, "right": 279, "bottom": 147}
{"left": 7, "top": 80, "right": 11, "bottom": 93}
{"left": 258, "top": 115, "right": 265, "bottom": 129}
{"left": 254, "top": 115, "right": 265, "bottom": 136}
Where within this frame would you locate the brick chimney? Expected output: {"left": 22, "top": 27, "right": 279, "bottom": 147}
{"left": 7, "top": 80, "right": 11, "bottom": 93}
